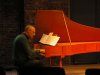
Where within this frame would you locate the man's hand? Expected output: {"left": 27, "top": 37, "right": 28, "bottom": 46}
{"left": 39, "top": 49, "right": 45, "bottom": 56}
{"left": 39, "top": 49, "right": 45, "bottom": 54}
{"left": 34, "top": 49, "right": 45, "bottom": 56}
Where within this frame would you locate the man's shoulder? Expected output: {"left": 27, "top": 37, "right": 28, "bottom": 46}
{"left": 16, "top": 33, "right": 24, "bottom": 38}
{"left": 15, "top": 34, "right": 26, "bottom": 41}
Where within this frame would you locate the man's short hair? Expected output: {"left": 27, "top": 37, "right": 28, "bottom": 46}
{"left": 25, "top": 25, "right": 35, "bottom": 31}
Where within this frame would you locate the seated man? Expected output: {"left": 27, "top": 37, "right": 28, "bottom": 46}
{"left": 12, "top": 24, "right": 46, "bottom": 68}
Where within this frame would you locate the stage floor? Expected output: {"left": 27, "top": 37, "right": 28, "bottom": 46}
{"left": 63, "top": 64, "right": 100, "bottom": 75}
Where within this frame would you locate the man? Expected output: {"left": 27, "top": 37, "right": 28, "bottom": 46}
{"left": 12, "top": 24, "right": 45, "bottom": 68}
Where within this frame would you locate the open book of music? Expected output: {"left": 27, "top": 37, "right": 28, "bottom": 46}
{"left": 39, "top": 32, "right": 60, "bottom": 46}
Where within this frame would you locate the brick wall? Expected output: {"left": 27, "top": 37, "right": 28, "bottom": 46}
{"left": 0, "top": 0, "right": 23, "bottom": 65}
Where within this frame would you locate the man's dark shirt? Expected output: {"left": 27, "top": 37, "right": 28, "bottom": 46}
{"left": 12, "top": 33, "right": 40, "bottom": 66}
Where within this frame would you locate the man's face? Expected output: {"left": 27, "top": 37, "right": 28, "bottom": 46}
{"left": 27, "top": 27, "right": 36, "bottom": 40}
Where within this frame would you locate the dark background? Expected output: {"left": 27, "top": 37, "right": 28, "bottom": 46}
{"left": 0, "top": 0, "right": 100, "bottom": 66}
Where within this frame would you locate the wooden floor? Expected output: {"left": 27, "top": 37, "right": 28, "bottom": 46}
{"left": 63, "top": 64, "right": 100, "bottom": 75}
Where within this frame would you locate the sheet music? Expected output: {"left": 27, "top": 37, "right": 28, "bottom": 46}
{"left": 39, "top": 32, "right": 60, "bottom": 46}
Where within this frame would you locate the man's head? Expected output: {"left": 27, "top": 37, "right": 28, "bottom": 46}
{"left": 24, "top": 24, "right": 36, "bottom": 40}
